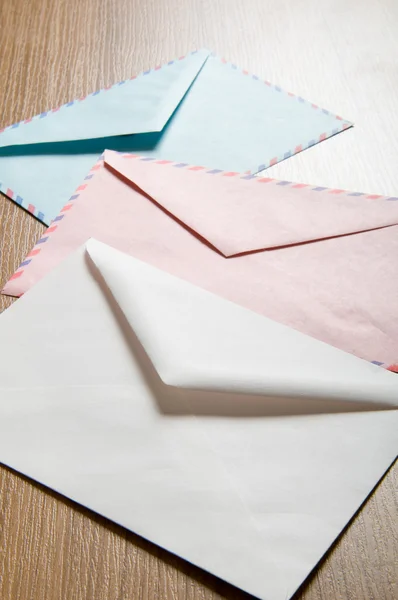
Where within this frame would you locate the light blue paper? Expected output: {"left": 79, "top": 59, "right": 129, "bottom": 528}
{"left": 0, "top": 50, "right": 352, "bottom": 225}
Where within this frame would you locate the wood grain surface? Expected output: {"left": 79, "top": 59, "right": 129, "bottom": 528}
{"left": 0, "top": 0, "right": 397, "bottom": 598}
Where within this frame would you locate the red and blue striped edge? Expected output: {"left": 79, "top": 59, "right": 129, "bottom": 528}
{"left": 0, "top": 183, "right": 45, "bottom": 222}
{"left": 6, "top": 154, "right": 105, "bottom": 282}
{"left": 372, "top": 361, "right": 398, "bottom": 373}
{"left": 216, "top": 55, "right": 353, "bottom": 175}
{"left": 0, "top": 49, "right": 353, "bottom": 225}
{"left": 6, "top": 152, "right": 397, "bottom": 372}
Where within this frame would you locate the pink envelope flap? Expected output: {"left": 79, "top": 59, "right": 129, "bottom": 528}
{"left": 104, "top": 151, "right": 398, "bottom": 258}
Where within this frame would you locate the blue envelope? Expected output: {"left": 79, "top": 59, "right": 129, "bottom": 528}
{"left": 0, "top": 49, "right": 352, "bottom": 225}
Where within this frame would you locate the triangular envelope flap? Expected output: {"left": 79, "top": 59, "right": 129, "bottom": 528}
{"left": 0, "top": 50, "right": 210, "bottom": 147}
{"left": 104, "top": 152, "right": 398, "bottom": 257}
{"left": 87, "top": 239, "right": 398, "bottom": 406}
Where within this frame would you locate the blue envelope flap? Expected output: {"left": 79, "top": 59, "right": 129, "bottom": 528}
{"left": 0, "top": 50, "right": 211, "bottom": 146}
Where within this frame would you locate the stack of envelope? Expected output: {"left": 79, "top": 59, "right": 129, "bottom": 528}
{"left": 0, "top": 50, "right": 397, "bottom": 600}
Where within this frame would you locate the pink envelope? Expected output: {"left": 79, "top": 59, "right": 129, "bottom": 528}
{"left": 4, "top": 151, "right": 398, "bottom": 368}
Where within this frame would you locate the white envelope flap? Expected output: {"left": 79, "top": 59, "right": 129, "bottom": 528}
{"left": 87, "top": 239, "right": 398, "bottom": 406}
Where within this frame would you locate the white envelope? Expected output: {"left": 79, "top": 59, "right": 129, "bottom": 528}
{"left": 0, "top": 239, "right": 397, "bottom": 600}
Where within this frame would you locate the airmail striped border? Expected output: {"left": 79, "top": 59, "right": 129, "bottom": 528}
{"left": 215, "top": 54, "right": 352, "bottom": 173}
{"left": 119, "top": 155, "right": 398, "bottom": 204}
{"left": 0, "top": 183, "right": 44, "bottom": 222}
{"left": 252, "top": 121, "right": 351, "bottom": 174}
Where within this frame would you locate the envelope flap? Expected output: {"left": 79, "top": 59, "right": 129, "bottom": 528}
{"left": 0, "top": 50, "right": 210, "bottom": 147}
{"left": 87, "top": 239, "right": 398, "bottom": 407}
{"left": 104, "top": 152, "right": 398, "bottom": 257}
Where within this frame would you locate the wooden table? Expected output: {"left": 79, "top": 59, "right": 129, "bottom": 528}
{"left": 0, "top": 1, "right": 397, "bottom": 598}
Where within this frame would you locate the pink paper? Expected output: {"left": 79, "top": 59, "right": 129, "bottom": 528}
{"left": 4, "top": 151, "right": 398, "bottom": 366}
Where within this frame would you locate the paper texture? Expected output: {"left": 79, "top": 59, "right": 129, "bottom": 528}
{"left": 5, "top": 151, "right": 398, "bottom": 367}
{"left": 0, "top": 50, "right": 351, "bottom": 224}
{"left": 0, "top": 239, "right": 397, "bottom": 600}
